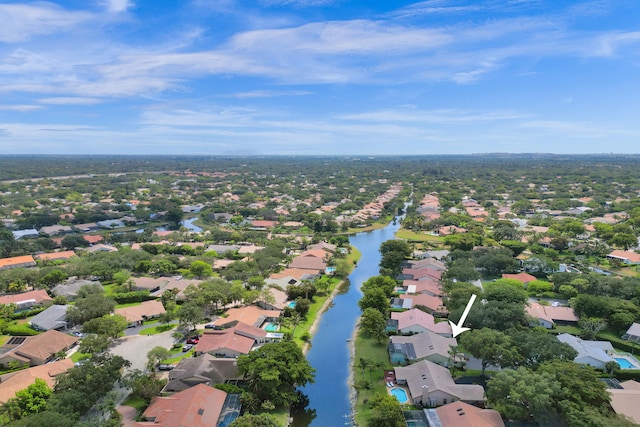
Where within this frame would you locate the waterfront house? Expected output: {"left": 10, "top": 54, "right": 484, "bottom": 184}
{"left": 394, "top": 360, "right": 485, "bottom": 407}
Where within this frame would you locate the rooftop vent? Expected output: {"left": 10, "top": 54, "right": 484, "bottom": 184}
{"left": 197, "top": 409, "right": 204, "bottom": 416}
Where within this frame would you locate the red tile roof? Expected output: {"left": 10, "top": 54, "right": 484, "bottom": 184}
{"left": 136, "top": 384, "right": 227, "bottom": 427}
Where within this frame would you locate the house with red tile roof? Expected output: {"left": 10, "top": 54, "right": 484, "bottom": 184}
{"left": 400, "top": 268, "right": 442, "bottom": 281}
{"left": 395, "top": 360, "right": 484, "bottom": 407}
{"left": 608, "top": 250, "right": 640, "bottom": 265}
{"left": 526, "top": 302, "right": 579, "bottom": 329}
{"left": 608, "top": 380, "right": 640, "bottom": 425}
{"left": 213, "top": 305, "right": 280, "bottom": 329}
{"left": 0, "top": 255, "right": 36, "bottom": 271}
{"left": 0, "top": 289, "right": 52, "bottom": 310}
{"left": 135, "top": 383, "right": 240, "bottom": 427}
{"left": 195, "top": 323, "right": 267, "bottom": 358}
{"left": 114, "top": 300, "right": 166, "bottom": 326}
{"left": 399, "top": 294, "right": 448, "bottom": 315}
{"left": 250, "top": 220, "right": 277, "bottom": 229}
{"left": 0, "top": 330, "right": 78, "bottom": 368}
{"left": 0, "top": 359, "right": 74, "bottom": 404}
{"left": 35, "top": 250, "right": 76, "bottom": 262}
{"left": 83, "top": 234, "right": 104, "bottom": 245}
{"left": 430, "top": 401, "right": 505, "bottom": 427}
{"left": 390, "top": 308, "right": 452, "bottom": 337}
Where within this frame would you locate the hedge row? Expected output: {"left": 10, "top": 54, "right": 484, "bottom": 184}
{"left": 112, "top": 291, "right": 153, "bottom": 304}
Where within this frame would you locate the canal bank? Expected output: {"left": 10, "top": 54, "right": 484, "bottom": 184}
{"left": 291, "top": 217, "right": 402, "bottom": 427}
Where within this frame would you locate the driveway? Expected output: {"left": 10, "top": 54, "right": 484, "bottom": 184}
{"left": 109, "top": 330, "right": 176, "bottom": 372}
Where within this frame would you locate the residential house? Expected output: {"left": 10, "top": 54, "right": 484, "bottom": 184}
{"left": 390, "top": 308, "right": 452, "bottom": 337}
{"left": 399, "top": 268, "right": 442, "bottom": 282}
{"left": 556, "top": 333, "right": 615, "bottom": 369}
{"left": 0, "top": 289, "right": 52, "bottom": 310}
{"left": 389, "top": 330, "right": 459, "bottom": 367}
{"left": 608, "top": 380, "right": 640, "bottom": 425}
{"left": 84, "top": 244, "right": 118, "bottom": 253}
{"left": 0, "top": 359, "right": 74, "bottom": 404}
{"left": 526, "top": 302, "right": 579, "bottom": 329}
{"left": 237, "top": 245, "right": 264, "bottom": 255}
{"left": 35, "top": 250, "right": 76, "bottom": 262}
{"left": 269, "top": 268, "right": 318, "bottom": 281}
{"left": 115, "top": 300, "right": 166, "bottom": 327}
{"left": 135, "top": 383, "right": 240, "bottom": 427}
{"left": 403, "top": 258, "right": 447, "bottom": 271}
{"left": 425, "top": 401, "right": 505, "bottom": 427}
{"left": 390, "top": 297, "right": 413, "bottom": 310}
{"left": 163, "top": 354, "right": 240, "bottom": 394}
{"left": 73, "top": 222, "right": 99, "bottom": 232}
{"left": 11, "top": 229, "right": 39, "bottom": 240}
{"left": 394, "top": 360, "right": 485, "bottom": 407}
{"left": 38, "top": 225, "right": 73, "bottom": 236}
{"left": 51, "top": 279, "right": 103, "bottom": 301}
{"left": 250, "top": 220, "right": 277, "bottom": 229}
{"left": 256, "top": 287, "right": 289, "bottom": 311}
{"left": 213, "top": 305, "right": 280, "bottom": 329}
{"left": 307, "top": 242, "right": 337, "bottom": 253}
{"left": 622, "top": 323, "right": 640, "bottom": 343}
{"left": 0, "top": 330, "right": 78, "bottom": 368}
{"left": 83, "top": 235, "right": 104, "bottom": 245}
{"left": 96, "top": 219, "right": 125, "bottom": 229}
{"left": 131, "top": 276, "right": 204, "bottom": 299}
{"left": 289, "top": 253, "right": 328, "bottom": 273}
{"left": 0, "top": 255, "right": 36, "bottom": 271}
{"left": 607, "top": 250, "right": 640, "bottom": 265}
{"left": 195, "top": 323, "right": 267, "bottom": 358}
{"left": 398, "top": 294, "right": 448, "bottom": 316}
{"left": 29, "top": 305, "right": 69, "bottom": 331}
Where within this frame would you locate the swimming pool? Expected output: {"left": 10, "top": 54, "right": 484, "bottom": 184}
{"left": 614, "top": 357, "right": 638, "bottom": 369}
{"left": 287, "top": 301, "right": 297, "bottom": 308}
{"left": 263, "top": 322, "right": 279, "bottom": 332}
{"left": 390, "top": 387, "right": 409, "bottom": 404}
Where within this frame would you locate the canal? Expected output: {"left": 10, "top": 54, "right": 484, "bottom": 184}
{"left": 292, "top": 218, "right": 402, "bottom": 426}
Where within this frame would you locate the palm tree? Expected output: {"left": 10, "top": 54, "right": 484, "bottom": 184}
{"left": 448, "top": 344, "right": 463, "bottom": 377}
{"left": 605, "top": 360, "right": 620, "bottom": 376}
{"left": 288, "top": 312, "right": 303, "bottom": 337}
{"left": 359, "top": 357, "right": 372, "bottom": 379}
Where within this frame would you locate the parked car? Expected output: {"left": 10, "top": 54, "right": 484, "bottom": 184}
{"left": 158, "top": 364, "right": 176, "bottom": 371}
{"left": 186, "top": 336, "right": 199, "bottom": 344}
{"left": 182, "top": 344, "right": 194, "bottom": 352}
{"left": 204, "top": 324, "right": 216, "bottom": 329}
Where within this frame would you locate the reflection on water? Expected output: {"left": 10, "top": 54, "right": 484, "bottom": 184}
{"left": 291, "top": 216, "right": 402, "bottom": 427}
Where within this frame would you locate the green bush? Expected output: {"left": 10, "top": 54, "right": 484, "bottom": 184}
{"left": 5, "top": 323, "right": 40, "bottom": 336}
{"left": 614, "top": 370, "right": 640, "bottom": 381}
{"left": 11, "top": 306, "right": 48, "bottom": 320}
{"left": 112, "top": 291, "right": 152, "bottom": 304}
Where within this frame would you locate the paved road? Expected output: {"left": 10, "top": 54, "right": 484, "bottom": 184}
{"left": 110, "top": 330, "right": 176, "bottom": 372}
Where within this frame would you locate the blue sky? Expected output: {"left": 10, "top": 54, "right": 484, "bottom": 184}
{"left": 1, "top": 0, "right": 639, "bottom": 155}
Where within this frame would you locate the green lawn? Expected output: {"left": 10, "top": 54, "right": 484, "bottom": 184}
{"left": 71, "top": 352, "right": 90, "bottom": 363}
{"left": 353, "top": 332, "right": 394, "bottom": 427}
{"left": 395, "top": 229, "right": 445, "bottom": 244}
{"left": 139, "top": 323, "right": 176, "bottom": 335}
{"left": 121, "top": 395, "right": 147, "bottom": 413}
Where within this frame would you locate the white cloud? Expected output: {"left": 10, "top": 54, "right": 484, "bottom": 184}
{"left": 0, "top": 104, "right": 43, "bottom": 112}
{"left": 100, "top": 0, "right": 133, "bottom": 13}
{"left": 230, "top": 90, "right": 312, "bottom": 98}
{"left": 0, "top": 2, "right": 91, "bottom": 43}
{"left": 38, "top": 97, "right": 105, "bottom": 105}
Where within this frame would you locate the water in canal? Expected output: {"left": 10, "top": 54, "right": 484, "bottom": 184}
{"left": 292, "top": 218, "right": 402, "bottom": 427}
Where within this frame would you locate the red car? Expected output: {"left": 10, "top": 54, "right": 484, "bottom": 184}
{"left": 186, "top": 336, "right": 199, "bottom": 344}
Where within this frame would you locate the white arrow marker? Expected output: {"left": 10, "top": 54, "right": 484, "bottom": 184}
{"left": 448, "top": 294, "right": 477, "bottom": 338}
